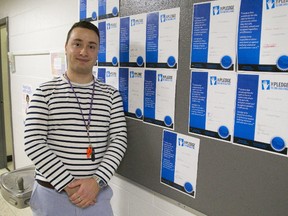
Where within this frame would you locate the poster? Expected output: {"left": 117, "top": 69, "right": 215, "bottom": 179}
{"left": 119, "top": 68, "right": 144, "bottom": 120}
{"left": 98, "top": 17, "right": 120, "bottom": 67}
{"left": 50, "top": 52, "right": 66, "bottom": 77}
{"left": 190, "top": 0, "right": 239, "bottom": 70}
{"left": 98, "top": 0, "right": 119, "bottom": 20}
{"left": 144, "top": 69, "right": 177, "bottom": 129}
{"left": 22, "top": 85, "right": 33, "bottom": 124}
{"left": 120, "top": 13, "right": 146, "bottom": 67}
{"left": 79, "top": 0, "right": 119, "bottom": 21}
{"left": 234, "top": 73, "right": 288, "bottom": 156}
{"left": 161, "top": 130, "right": 200, "bottom": 198}
{"left": 146, "top": 8, "right": 180, "bottom": 69}
{"left": 97, "top": 67, "right": 119, "bottom": 89}
{"left": 79, "top": 0, "right": 99, "bottom": 21}
{"left": 189, "top": 71, "right": 236, "bottom": 141}
{"left": 238, "top": 0, "right": 288, "bottom": 72}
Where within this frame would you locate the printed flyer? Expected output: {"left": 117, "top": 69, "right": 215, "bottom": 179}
{"left": 98, "top": 17, "right": 120, "bottom": 67}
{"left": 97, "top": 67, "right": 119, "bottom": 89}
{"left": 189, "top": 71, "right": 236, "bottom": 141}
{"left": 161, "top": 130, "right": 200, "bottom": 198}
{"left": 120, "top": 13, "right": 146, "bottom": 67}
{"left": 146, "top": 8, "right": 180, "bottom": 69}
{"left": 119, "top": 68, "right": 144, "bottom": 120}
{"left": 190, "top": 0, "right": 239, "bottom": 70}
{"left": 234, "top": 73, "right": 288, "bottom": 156}
{"left": 238, "top": 0, "right": 288, "bottom": 72}
{"left": 144, "top": 69, "right": 177, "bottom": 129}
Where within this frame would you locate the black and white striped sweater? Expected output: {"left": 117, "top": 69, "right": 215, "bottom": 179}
{"left": 24, "top": 75, "right": 127, "bottom": 192}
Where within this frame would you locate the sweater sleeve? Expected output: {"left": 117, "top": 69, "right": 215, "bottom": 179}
{"left": 24, "top": 87, "right": 74, "bottom": 192}
{"left": 94, "top": 90, "right": 128, "bottom": 184}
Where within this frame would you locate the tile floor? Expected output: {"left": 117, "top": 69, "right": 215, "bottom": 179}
{"left": 0, "top": 168, "right": 33, "bottom": 216}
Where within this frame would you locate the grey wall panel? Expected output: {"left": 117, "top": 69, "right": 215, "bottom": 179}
{"left": 117, "top": 1, "right": 288, "bottom": 215}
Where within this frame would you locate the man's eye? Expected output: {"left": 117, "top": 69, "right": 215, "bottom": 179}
{"left": 90, "top": 45, "right": 96, "bottom": 49}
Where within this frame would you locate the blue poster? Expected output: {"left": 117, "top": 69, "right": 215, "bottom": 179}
{"left": 238, "top": 0, "right": 288, "bottom": 72}
{"left": 234, "top": 74, "right": 288, "bottom": 156}
{"left": 98, "top": 18, "right": 120, "bottom": 67}
{"left": 98, "top": 0, "right": 119, "bottom": 20}
{"left": 96, "top": 67, "right": 119, "bottom": 89}
{"left": 190, "top": 0, "right": 239, "bottom": 70}
{"left": 144, "top": 69, "right": 177, "bottom": 129}
{"left": 161, "top": 130, "right": 200, "bottom": 198}
{"left": 118, "top": 68, "right": 144, "bottom": 120}
{"left": 120, "top": 13, "right": 146, "bottom": 67}
{"left": 146, "top": 8, "right": 180, "bottom": 69}
{"left": 189, "top": 71, "right": 236, "bottom": 141}
{"left": 79, "top": 0, "right": 98, "bottom": 21}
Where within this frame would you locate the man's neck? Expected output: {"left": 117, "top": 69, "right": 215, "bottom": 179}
{"left": 66, "top": 70, "right": 94, "bottom": 84}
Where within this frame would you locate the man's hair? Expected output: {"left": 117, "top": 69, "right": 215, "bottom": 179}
{"left": 65, "top": 21, "right": 100, "bottom": 45}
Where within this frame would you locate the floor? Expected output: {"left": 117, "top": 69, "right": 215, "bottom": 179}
{"left": 0, "top": 167, "right": 33, "bottom": 216}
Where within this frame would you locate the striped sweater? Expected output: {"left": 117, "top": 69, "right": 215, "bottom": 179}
{"left": 24, "top": 75, "right": 127, "bottom": 192}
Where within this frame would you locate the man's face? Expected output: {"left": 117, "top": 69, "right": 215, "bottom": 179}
{"left": 65, "top": 27, "right": 99, "bottom": 75}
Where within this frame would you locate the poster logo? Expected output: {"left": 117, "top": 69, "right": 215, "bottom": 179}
{"left": 210, "top": 76, "right": 231, "bottom": 86}
{"left": 266, "top": 0, "right": 288, "bottom": 10}
{"left": 178, "top": 138, "right": 196, "bottom": 149}
{"left": 262, "top": 80, "right": 270, "bottom": 90}
{"left": 158, "top": 74, "right": 173, "bottom": 82}
{"left": 213, "top": 6, "right": 220, "bottom": 15}
{"left": 210, "top": 76, "right": 217, "bottom": 85}
{"left": 160, "top": 13, "right": 176, "bottom": 23}
{"left": 213, "top": 5, "right": 234, "bottom": 15}
{"left": 262, "top": 79, "right": 288, "bottom": 90}
{"left": 107, "top": 22, "right": 117, "bottom": 30}
{"left": 106, "top": 71, "right": 117, "bottom": 77}
{"left": 131, "top": 18, "right": 144, "bottom": 26}
{"left": 130, "top": 71, "right": 142, "bottom": 78}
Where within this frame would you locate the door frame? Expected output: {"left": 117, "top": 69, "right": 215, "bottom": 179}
{"left": 0, "top": 16, "right": 13, "bottom": 170}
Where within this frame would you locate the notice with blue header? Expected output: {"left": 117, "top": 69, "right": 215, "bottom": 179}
{"left": 98, "top": 0, "right": 119, "bottom": 20}
{"left": 119, "top": 68, "right": 144, "bottom": 120}
{"left": 144, "top": 69, "right": 177, "bottom": 129}
{"left": 189, "top": 71, "right": 236, "bottom": 141}
{"left": 161, "top": 130, "right": 200, "bottom": 198}
{"left": 97, "top": 67, "right": 119, "bottom": 89}
{"left": 146, "top": 8, "right": 180, "bottom": 69}
{"left": 234, "top": 74, "right": 288, "bottom": 156}
{"left": 79, "top": 0, "right": 98, "bottom": 21}
{"left": 190, "top": 0, "right": 239, "bottom": 71}
{"left": 238, "top": 0, "right": 288, "bottom": 72}
{"left": 120, "top": 13, "right": 146, "bottom": 67}
{"left": 98, "top": 17, "right": 120, "bottom": 67}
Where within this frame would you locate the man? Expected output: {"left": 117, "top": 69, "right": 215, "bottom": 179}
{"left": 24, "top": 21, "right": 127, "bottom": 216}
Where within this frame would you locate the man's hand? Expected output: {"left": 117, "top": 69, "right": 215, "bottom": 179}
{"left": 66, "top": 178, "right": 101, "bottom": 208}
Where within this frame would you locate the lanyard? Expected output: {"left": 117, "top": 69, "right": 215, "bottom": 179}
{"left": 65, "top": 74, "right": 96, "bottom": 161}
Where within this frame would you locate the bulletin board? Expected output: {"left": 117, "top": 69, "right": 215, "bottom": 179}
{"left": 116, "top": 0, "right": 288, "bottom": 216}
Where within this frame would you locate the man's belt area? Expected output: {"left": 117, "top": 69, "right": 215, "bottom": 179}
{"left": 36, "top": 179, "right": 54, "bottom": 189}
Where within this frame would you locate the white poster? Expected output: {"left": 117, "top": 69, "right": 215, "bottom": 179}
{"left": 146, "top": 8, "right": 180, "bottom": 69}
{"left": 190, "top": 0, "right": 239, "bottom": 71}
{"left": 161, "top": 130, "right": 200, "bottom": 198}
{"left": 96, "top": 67, "right": 119, "bottom": 90}
{"left": 144, "top": 69, "right": 177, "bottom": 129}
{"left": 120, "top": 13, "right": 146, "bottom": 67}
{"left": 22, "top": 85, "right": 33, "bottom": 124}
{"left": 98, "top": 17, "right": 120, "bottom": 67}
{"left": 79, "top": 0, "right": 98, "bottom": 21}
{"left": 238, "top": 0, "right": 288, "bottom": 72}
{"left": 189, "top": 71, "right": 237, "bottom": 142}
{"left": 234, "top": 73, "right": 288, "bottom": 156}
{"left": 119, "top": 68, "right": 144, "bottom": 120}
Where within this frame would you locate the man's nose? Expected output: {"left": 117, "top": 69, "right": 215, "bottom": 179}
{"left": 80, "top": 47, "right": 88, "bottom": 55}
